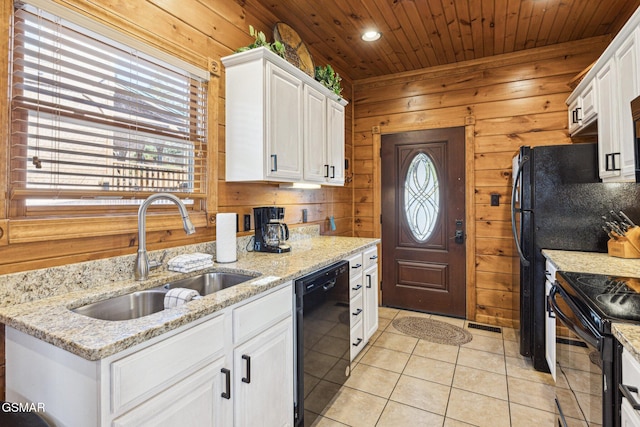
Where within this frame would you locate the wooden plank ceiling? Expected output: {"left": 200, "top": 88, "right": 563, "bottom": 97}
{"left": 246, "top": 0, "right": 640, "bottom": 81}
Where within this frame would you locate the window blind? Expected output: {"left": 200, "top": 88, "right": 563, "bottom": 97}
{"left": 9, "top": 2, "right": 208, "bottom": 205}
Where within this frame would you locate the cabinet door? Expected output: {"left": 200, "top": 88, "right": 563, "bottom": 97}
{"left": 326, "top": 100, "right": 345, "bottom": 185}
{"left": 303, "top": 85, "right": 328, "bottom": 183}
{"left": 266, "top": 63, "right": 303, "bottom": 181}
{"left": 364, "top": 265, "right": 379, "bottom": 342}
{"left": 112, "top": 360, "right": 229, "bottom": 427}
{"left": 596, "top": 58, "right": 621, "bottom": 180}
{"left": 567, "top": 97, "right": 581, "bottom": 135}
{"left": 234, "top": 317, "right": 294, "bottom": 427}
{"left": 616, "top": 28, "right": 640, "bottom": 181}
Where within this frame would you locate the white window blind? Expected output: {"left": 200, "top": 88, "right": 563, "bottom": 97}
{"left": 9, "top": 2, "right": 208, "bottom": 207}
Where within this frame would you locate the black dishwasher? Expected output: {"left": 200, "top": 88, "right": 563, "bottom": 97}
{"left": 294, "top": 260, "right": 350, "bottom": 427}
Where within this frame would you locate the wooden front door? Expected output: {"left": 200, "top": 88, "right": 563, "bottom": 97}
{"left": 381, "top": 128, "right": 466, "bottom": 317}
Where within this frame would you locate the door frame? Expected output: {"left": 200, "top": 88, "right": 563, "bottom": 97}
{"left": 371, "top": 116, "right": 477, "bottom": 320}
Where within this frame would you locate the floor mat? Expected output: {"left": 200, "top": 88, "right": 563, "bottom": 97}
{"left": 391, "top": 316, "right": 473, "bottom": 346}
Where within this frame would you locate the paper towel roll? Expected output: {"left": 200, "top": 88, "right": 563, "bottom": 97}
{"left": 216, "top": 213, "right": 237, "bottom": 263}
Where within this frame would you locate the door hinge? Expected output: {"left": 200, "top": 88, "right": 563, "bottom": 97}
{"left": 380, "top": 214, "right": 382, "bottom": 224}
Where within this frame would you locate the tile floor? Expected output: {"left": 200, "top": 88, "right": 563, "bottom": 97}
{"left": 306, "top": 307, "right": 556, "bottom": 427}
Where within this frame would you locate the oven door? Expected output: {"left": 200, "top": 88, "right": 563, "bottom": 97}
{"left": 549, "top": 283, "right": 614, "bottom": 427}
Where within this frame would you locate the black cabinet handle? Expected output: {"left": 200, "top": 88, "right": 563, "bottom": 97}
{"left": 242, "top": 355, "right": 251, "bottom": 384}
{"left": 572, "top": 107, "right": 582, "bottom": 124}
{"left": 330, "top": 165, "right": 335, "bottom": 178}
{"left": 605, "top": 153, "right": 622, "bottom": 171}
{"left": 352, "top": 284, "right": 362, "bottom": 291}
{"left": 221, "top": 368, "right": 231, "bottom": 399}
{"left": 366, "top": 274, "right": 372, "bottom": 289}
{"left": 369, "top": 255, "right": 378, "bottom": 260}
{"left": 352, "top": 308, "right": 363, "bottom": 316}
{"left": 324, "top": 164, "right": 329, "bottom": 178}
{"left": 351, "top": 263, "right": 362, "bottom": 269}
{"left": 620, "top": 384, "right": 640, "bottom": 410}
{"left": 352, "top": 338, "right": 363, "bottom": 347}
{"left": 271, "top": 154, "right": 278, "bottom": 172}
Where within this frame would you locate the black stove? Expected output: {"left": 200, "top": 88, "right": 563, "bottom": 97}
{"left": 557, "top": 271, "right": 640, "bottom": 334}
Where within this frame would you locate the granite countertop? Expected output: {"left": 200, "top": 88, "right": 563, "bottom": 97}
{"left": 542, "top": 249, "right": 640, "bottom": 363}
{"left": 0, "top": 235, "right": 379, "bottom": 361}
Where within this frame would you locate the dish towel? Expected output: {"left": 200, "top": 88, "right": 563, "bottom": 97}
{"left": 164, "top": 288, "right": 201, "bottom": 309}
{"left": 167, "top": 253, "right": 213, "bottom": 273}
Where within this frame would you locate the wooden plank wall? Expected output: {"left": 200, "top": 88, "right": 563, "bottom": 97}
{"left": 0, "top": 0, "right": 354, "bottom": 274}
{"left": 352, "top": 36, "right": 607, "bottom": 327}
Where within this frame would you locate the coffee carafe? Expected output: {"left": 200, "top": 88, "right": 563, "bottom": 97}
{"left": 253, "top": 206, "right": 291, "bottom": 253}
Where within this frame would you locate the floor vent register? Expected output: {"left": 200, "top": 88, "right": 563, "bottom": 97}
{"left": 467, "top": 323, "right": 502, "bottom": 333}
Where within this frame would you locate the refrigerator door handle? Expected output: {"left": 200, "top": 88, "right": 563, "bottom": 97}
{"left": 511, "top": 155, "right": 530, "bottom": 267}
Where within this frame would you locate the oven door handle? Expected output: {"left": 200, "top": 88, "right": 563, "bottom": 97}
{"left": 548, "top": 284, "right": 601, "bottom": 350}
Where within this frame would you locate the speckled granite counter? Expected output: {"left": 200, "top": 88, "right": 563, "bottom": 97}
{"left": 542, "top": 249, "right": 640, "bottom": 363}
{"left": 0, "top": 234, "right": 379, "bottom": 361}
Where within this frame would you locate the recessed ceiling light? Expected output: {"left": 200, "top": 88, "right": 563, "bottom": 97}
{"left": 361, "top": 30, "right": 381, "bottom": 42}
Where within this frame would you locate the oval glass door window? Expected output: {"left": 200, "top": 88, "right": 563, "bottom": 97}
{"left": 404, "top": 152, "right": 439, "bottom": 241}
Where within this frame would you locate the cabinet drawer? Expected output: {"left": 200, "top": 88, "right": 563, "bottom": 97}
{"left": 623, "top": 349, "right": 640, "bottom": 386}
{"left": 346, "top": 253, "right": 363, "bottom": 278}
{"left": 363, "top": 247, "right": 378, "bottom": 270}
{"left": 111, "top": 313, "right": 225, "bottom": 413}
{"left": 233, "top": 284, "right": 292, "bottom": 344}
{"left": 349, "top": 275, "right": 363, "bottom": 299}
{"left": 545, "top": 259, "right": 558, "bottom": 283}
{"left": 350, "top": 320, "right": 365, "bottom": 360}
{"left": 350, "top": 292, "right": 364, "bottom": 325}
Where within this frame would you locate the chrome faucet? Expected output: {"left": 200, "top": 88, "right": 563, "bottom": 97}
{"left": 135, "top": 193, "right": 196, "bottom": 281}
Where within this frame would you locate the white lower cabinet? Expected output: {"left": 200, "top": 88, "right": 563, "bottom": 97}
{"left": 233, "top": 318, "right": 293, "bottom": 427}
{"left": 346, "top": 246, "right": 379, "bottom": 360}
{"left": 6, "top": 282, "right": 293, "bottom": 427}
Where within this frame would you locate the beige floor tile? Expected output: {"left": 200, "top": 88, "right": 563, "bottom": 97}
{"left": 505, "top": 355, "right": 554, "bottom": 385}
{"left": 457, "top": 347, "right": 506, "bottom": 375}
{"left": 304, "top": 412, "right": 348, "bottom": 426}
{"left": 404, "top": 354, "right": 456, "bottom": 386}
{"left": 376, "top": 401, "right": 444, "bottom": 427}
{"left": 452, "top": 365, "right": 508, "bottom": 400}
{"left": 443, "top": 418, "right": 476, "bottom": 426}
{"left": 352, "top": 342, "right": 371, "bottom": 364}
{"left": 394, "top": 310, "right": 432, "bottom": 320}
{"left": 509, "top": 402, "right": 556, "bottom": 426}
{"left": 390, "top": 375, "right": 451, "bottom": 415}
{"left": 344, "top": 363, "right": 400, "bottom": 398}
{"left": 322, "top": 387, "right": 387, "bottom": 427}
{"left": 373, "top": 330, "right": 418, "bottom": 353}
{"left": 378, "top": 306, "right": 400, "bottom": 319}
{"left": 461, "top": 334, "right": 504, "bottom": 355}
{"left": 507, "top": 376, "right": 556, "bottom": 412}
{"left": 503, "top": 339, "right": 520, "bottom": 358}
{"left": 446, "top": 388, "right": 510, "bottom": 427}
{"left": 502, "top": 327, "right": 518, "bottom": 342}
{"left": 359, "top": 346, "right": 410, "bottom": 373}
{"left": 413, "top": 339, "right": 460, "bottom": 363}
{"left": 377, "top": 317, "right": 391, "bottom": 331}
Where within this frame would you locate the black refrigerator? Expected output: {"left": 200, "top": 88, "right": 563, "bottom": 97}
{"left": 512, "top": 143, "right": 640, "bottom": 372}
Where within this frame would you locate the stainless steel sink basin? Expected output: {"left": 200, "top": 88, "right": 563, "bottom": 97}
{"left": 162, "top": 272, "right": 257, "bottom": 296}
{"left": 72, "top": 289, "right": 167, "bottom": 321}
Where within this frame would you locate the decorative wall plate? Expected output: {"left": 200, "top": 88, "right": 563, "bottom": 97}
{"left": 273, "top": 22, "right": 315, "bottom": 77}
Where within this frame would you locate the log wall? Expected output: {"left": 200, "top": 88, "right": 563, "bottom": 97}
{"left": 352, "top": 36, "right": 607, "bottom": 327}
{"left": 0, "top": 0, "right": 354, "bottom": 274}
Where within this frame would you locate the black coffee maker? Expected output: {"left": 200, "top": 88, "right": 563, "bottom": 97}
{"left": 254, "top": 206, "right": 291, "bottom": 253}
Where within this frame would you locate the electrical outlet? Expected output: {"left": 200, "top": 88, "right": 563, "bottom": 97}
{"left": 490, "top": 194, "right": 500, "bottom": 206}
{"left": 243, "top": 214, "right": 251, "bottom": 231}
{"left": 302, "top": 209, "right": 308, "bottom": 223}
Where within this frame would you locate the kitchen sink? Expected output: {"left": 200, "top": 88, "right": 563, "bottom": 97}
{"left": 72, "top": 289, "right": 167, "bottom": 321}
{"left": 162, "top": 272, "right": 257, "bottom": 296}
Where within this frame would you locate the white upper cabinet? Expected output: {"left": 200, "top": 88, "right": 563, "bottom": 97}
{"left": 567, "top": 6, "right": 640, "bottom": 182}
{"left": 222, "top": 47, "right": 348, "bottom": 186}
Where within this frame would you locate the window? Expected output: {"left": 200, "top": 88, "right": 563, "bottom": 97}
{"left": 9, "top": 1, "right": 208, "bottom": 213}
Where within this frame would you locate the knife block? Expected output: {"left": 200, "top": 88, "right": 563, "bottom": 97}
{"left": 608, "top": 226, "right": 640, "bottom": 259}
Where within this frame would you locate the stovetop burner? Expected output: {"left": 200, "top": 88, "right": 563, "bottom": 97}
{"left": 557, "top": 271, "right": 640, "bottom": 324}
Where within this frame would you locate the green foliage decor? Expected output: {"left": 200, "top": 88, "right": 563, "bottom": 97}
{"left": 315, "top": 64, "right": 343, "bottom": 98}
{"left": 236, "top": 25, "right": 285, "bottom": 58}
